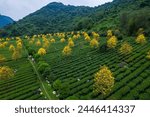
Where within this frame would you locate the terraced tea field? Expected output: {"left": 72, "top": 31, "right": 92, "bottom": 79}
{"left": 0, "top": 32, "right": 150, "bottom": 100}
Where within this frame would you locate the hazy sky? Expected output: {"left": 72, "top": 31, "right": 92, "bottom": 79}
{"left": 0, "top": 0, "right": 113, "bottom": 21}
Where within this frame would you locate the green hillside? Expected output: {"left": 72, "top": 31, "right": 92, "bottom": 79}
{"left": 0, "top": 0, "right": 150, "bottom": 100}
{"left": 1, "top": 0, "right": 150, "bottom": 37}
{"left": 0, "top": 15, "right": 14, "bottom": 28}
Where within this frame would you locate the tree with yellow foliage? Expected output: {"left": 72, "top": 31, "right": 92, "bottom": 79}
{"left": 92, "top": 32, "right": 100, "bottom": 40}
{"left": 38, "top": 48, "right": 46, "bottom": 56}
{"left": 60, "top": 38, "right": 66, "bottom": 43}
{"left": 85, "top": 35, "right": 91, "bottom": 42}
{"left": 9, "top": 44, "right": 15, "bottom": 52}
{"left": 107, "top": 36, "right": 118, "bottom": 48}
{"left": 119, "top": 42, "right": 133, "bottom": 55}
{"left": 62, "top": 45, "right": 72, "bottom": 56}
{"left": 0, "top": 43, "right": 5, "bottom": 48}
{"left": 107, "top": 30, "right": 113, "bottom": 39}
{"left": 0, "top": 54, "right": 6, "bottom": 63}
{"left": 3, "top": 42, "right": 8, "bottom": 46}
{"left": 50, "top": 39, "right": 55, "bottom": 43}
{"left": 90, "top": 39, "right": 99, "bottom": 48}
{"left": 17, "top": 42, "right": 22, "bottom": 50}
{"left": 43, "top": 41, "right": 50, "bottom": 49}
{"left": 93, "top": 66, "right": 115, "bottom": 95}
{"left": 0, "top": 66, "right": 14, "bottom": 80}
{"left": 136, "top": 34, "right": 146, "bottom": 44}
{"left": 12, "top": 49, "right": 21, "bottom": 60}
{"left": 36, "top": 40, "right": 41, "bottom": 46}
{"left": 68, "top": 40, "right": 74, "bottom": 47}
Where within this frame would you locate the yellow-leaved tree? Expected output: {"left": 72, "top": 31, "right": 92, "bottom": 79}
{"left": 38, "top": 48, "right": 46, "bottom": 56}
{"left": 12, "top": 49, "right": 21, "bottom": 60}
{"left": 36, "top": 40, "right": 41, "bottom": 46}
{"left": 68, "top": 40, "right": 74, "bottom": 47}
{"left": 0, "top": 54, "right": 6, "bottom": 63}
{"left": 60, "top": 38, "right": 66, "bottom": 43}
{"left": 119, "top": 42, "right": 133, "bottom": 55}
{"left": 90, "top": 39, "right": 99, "bottom": 48}
{"left": 92, "top": 32, "right": 100, "bottom": 40}
{"left": 43, "top": 40, "right": 50, "bottom": 49}
{"left": 136, "top": 34, "right": 146, "bottom": 44}
{"left": 85, "top": 35, "right": 91, "bottom": 42}
{"left": 9, "top": 44, "right": 15, "bottom": 52}
{"left": 0, "top": 43, "right": 5, "bottom": 48}
{"left": 50, "top": 39, "right": 55, "bottom": 43}
{"left": 17, "top": 42, "right": 22, "bottom": 50}
{"left": 93, "top": 66, "right": 115, "bottom": 95}
{"left": 107, "top": 36, "right": 118, "bottom": 48}
{"left": 0, "top": 66, "right": 14, "bottom": 80}
{"left": 107, "top": 30, "right": 113, "bottom": 39}
{"left": 62, "top": 45, "right": 72, "bottom": 56}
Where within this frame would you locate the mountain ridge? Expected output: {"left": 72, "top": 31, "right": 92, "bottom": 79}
{"left": 0, "top": 0, "right": 150, "bottom": 37}
{"left": 0, "top": 15, "right": 14, "bottom": 28}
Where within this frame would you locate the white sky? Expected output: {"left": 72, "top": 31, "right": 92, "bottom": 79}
{"left": 0, "top": 0, "right": 113, "bottom": 21}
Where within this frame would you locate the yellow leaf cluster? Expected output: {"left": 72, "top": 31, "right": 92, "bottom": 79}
{"left": 0, "top": 54, "right": 6, "bottom": 63}
{"left": 0, "top": 42, "right": 8, "bottom": 48}
{"left": 62, "top": 45, "right": 72, "bottom": 56}
{"left": 119, "top": 42, "right": 133, "bottom": 55}
{"left": 50, "top": 39, "right": 55, "bottom": 43}
{"left": 0, "top": 66, "right": 14, "bottom": 80}
{"left": 12, "top": 49, "right": 21, "bottom": 60}
{"left": 17, "top": 42, "right": 22, "bottom": 49}
{"left": 38, "top": 48, "right": 46, "bottom": 56}
{"left": 107, "top": 36, "right": 118, "bottom": 48}
{"left": 68, "top": 40, "right": 74, "bottom": 47}
{"left": 9, "top": 44, "right": 15, "bottom": 52}
{"left": 107, "top": 30, "right": 113, "bottom": 38}
{"left": 93, "top": 66, "right": 114, "bottom": 95}
{"left": 92, "top": 32, "right": 99, "bottom": 40}
{"left": 43, "top": 38, "right": 50, "bottom": 49}
{"left": 36, "top": 40, "right": 41, "bottom": 46}
{"left": 90, "top": 39, "right": 99, "bottom": 48}
{"left": 60, "top": 38, "right": 66, "bottom": 43}
{"left": 136, "top": 34, "right": 146, "bottom": 44}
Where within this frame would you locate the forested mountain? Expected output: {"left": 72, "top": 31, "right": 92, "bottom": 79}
{"left": 0, "top": 15, "right": 14, "bottom": 28}
{"left": 0, "top": 0, "right": 150, "bottom": 37}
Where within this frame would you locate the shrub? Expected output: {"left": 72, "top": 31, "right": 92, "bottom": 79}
{"left": 37, "top": 61, "right": 49, "bottom": 74}
{"left": 53, "top": 79, "right": 62, "bottom": 91}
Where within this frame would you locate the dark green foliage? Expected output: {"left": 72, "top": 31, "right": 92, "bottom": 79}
{"left": 53, "top": 79, "right": 70, "bottom": 99}
{"left": 42, "top": 67, "right": 51, "bottom": 78}
{"left": 27, "top": 47, "right": 36, "bottom": 56}
{"left": 53, "top": 79, "right": 62, "bottom": 91}
{"left": 1, "top": 0, "right": 150, "bottom": 37}
{"left": 120, "top": 8, "right": 150, "bottom": 36}
{"left": 37, "top": 61, "right": 50, "bottom": 74}
{"left": 59, "top": 83, "right": 70, "bottom": 99}
{"left": 0, "top": 15, "right": 14, "bottom": 28}
{"left": 1, "top": 2, "right": 93, "bottom": 37}
{"left": 34, "top": 53, "right": 41, "bottom": 61}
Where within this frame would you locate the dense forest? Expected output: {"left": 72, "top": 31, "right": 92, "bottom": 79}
{"left": 0, "top": 0, "right": 150, "bottom": 37}
{"left": 0, "top": 15, "right": 14, "bottom": 28}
